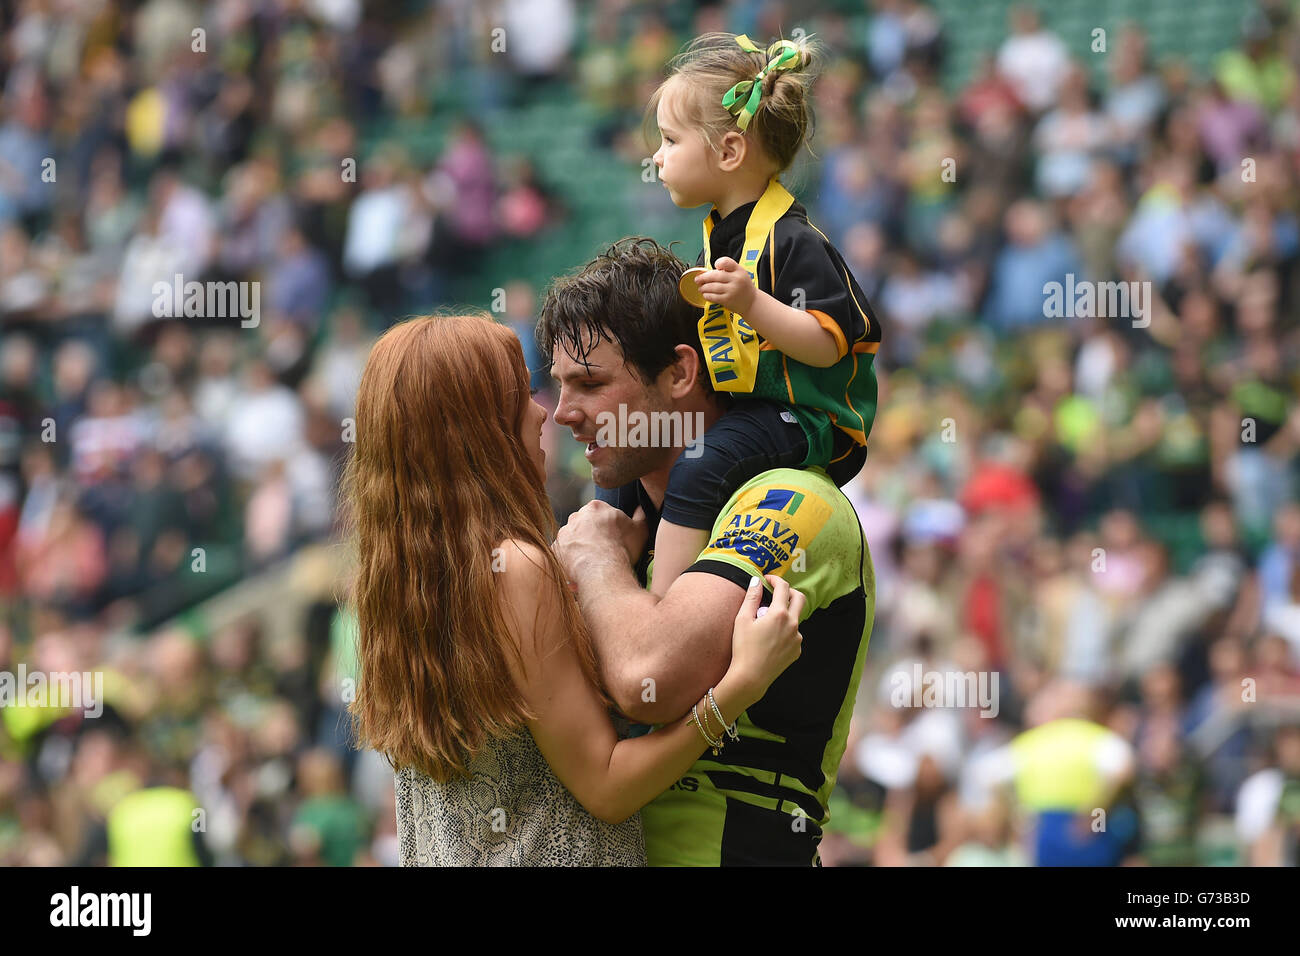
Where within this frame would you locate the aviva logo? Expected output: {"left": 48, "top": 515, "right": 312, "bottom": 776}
{"left": 757, "top": 488, "right": 806, "bottom": 515}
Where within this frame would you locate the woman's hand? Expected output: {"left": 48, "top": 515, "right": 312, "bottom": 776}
{"left": 727, "top": 574, "right": 804, "bottom": 706}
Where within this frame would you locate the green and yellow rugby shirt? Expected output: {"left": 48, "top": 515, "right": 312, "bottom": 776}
{"left": 697, "top": 198, "right": 882, "bottom": 465}
{"left": 601, "top": 465, "right": 875, "bottom": 866}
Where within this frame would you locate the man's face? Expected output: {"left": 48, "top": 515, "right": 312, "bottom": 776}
{"left": 550, "top": 337, "right": 675, "bottom": 488}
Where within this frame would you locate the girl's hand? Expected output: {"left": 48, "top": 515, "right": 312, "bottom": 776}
{"left": 695, "top": 257, "right": 757, "bottom": 315}
{"left": 728, "top": 574, "right": 804, "bottom": 704}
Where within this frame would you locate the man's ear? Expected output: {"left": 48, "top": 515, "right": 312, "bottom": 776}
{"left": 662, "top": 344, "right": 703, "bottom": 399}
{"left": 717, "top": 131, "right": 748, "bottom": 173}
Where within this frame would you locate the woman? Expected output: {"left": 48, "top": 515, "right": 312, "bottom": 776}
{"left": 343, "top": 313, "right": 804, "bottom": 865}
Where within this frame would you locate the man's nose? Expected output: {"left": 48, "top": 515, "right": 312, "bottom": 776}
{"left": 553, "top": 390, "right": 581, "bottom": 427}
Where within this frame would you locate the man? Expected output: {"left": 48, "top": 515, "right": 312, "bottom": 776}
{"left": 970, "top": 682, "right": 1138, "bottom": 866}
{"left": 540, "top": 238, "right": 875, "bottom": 865}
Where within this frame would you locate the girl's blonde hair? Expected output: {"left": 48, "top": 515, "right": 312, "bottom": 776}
{"left": 647, "top": 32, "right": 820, "bottom": 173}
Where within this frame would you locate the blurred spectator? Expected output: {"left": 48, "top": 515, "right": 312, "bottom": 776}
{"left": 1235, "top": 723, "right": 1300, "bottom": 865}
{"left": 996, "top": 6, "right": 1070, "bottom": 114}
{"left": 343, "top": 147, "right": 428, "bottom": 319}
{"left": 973, "top": 683, "right": 1138, "bottom": 866}
{"left": 1033, "top": 67, "right": 1109, "bottom": 199}
{"left": 944, "top": 797, "right": 1027, "bottom": 866}
{"left": 498, "top": 157, "right": 563, "bottom": 239}
{"left": 982, "top": 200, "right": 1080, "bottom": 329}
{"left": 222, "top": 360, "right": 304, "bottom": 483}
{"left": 501, "top": 279, "right": 547, "bottom": 393}
{"left": 1215, "top": 13, "right": 1296, "bottom": 112}
{"left": 0, "top": 71, "right": 53, "bottom": 227}
{"left": 424, "top": 120, "right": 497, "bottom": 272}
{"left": 268, "top": 223, "right": 332, "bottom": 334}
{"left": 502, "top": 0, "right": 577, "bottom": 83}
{"left": 289, "top": 748, "right": 369, "bottom": 867}
{"left": 879, "top": 249, "right": 967, "bottom": 363}
{"left": 1105, "top": 28, "right": 1165, "bottom": 167}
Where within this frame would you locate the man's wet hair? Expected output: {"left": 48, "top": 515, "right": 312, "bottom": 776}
{"left": 537, "top": 236, "right": 715, "bottom": 389}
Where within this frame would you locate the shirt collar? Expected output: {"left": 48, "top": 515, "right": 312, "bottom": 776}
{"left": 706, "top": 197, "right": 807, "bottom": 264}
{"left": 706, "top": 201, "right": 758, "bottom": 264}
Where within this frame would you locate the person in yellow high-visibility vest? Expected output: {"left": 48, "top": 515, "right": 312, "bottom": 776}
{"left": 107, "top": 785, "right": 207, "bottom": 867}
{"left": 972, "top": 681, "right": 1137, "bottom": 865}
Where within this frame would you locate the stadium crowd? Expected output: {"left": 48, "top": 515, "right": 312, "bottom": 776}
{"left": 1, "top": 0, "right": 1299, "bottom": 865}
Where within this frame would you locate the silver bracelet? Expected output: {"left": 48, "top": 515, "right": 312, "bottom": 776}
{"left": 708, "top": 687, "right": 740, "bottom": 741}
{"left": 691, "top": 704, "right": 723, "bottom": 755}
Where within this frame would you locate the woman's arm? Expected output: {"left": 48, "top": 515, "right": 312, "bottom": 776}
{"left": 498, "top": 540, "right": 802, "bottom": 824}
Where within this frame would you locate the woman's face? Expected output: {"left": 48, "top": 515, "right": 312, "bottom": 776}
{"left": 519, "top": 393, "right": 548, "bottom": 476}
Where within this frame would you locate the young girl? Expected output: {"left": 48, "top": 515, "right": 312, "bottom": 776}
{"left": 646, "top": 32, "right": 883, "bottom": 596}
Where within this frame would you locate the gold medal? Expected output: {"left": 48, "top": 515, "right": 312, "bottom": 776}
{"left": 678, "top": 267, "right": 709, "bottom": 308}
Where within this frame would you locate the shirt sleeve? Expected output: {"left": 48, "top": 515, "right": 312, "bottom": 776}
{"left": 769, "top": 225, "right": 871, "bottom": 360}
{"left": 684, "top": 474, "right": 846, "bottom": 615}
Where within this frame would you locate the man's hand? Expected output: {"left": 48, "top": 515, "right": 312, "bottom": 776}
{"left": 555, "top": 500, "right": 647, "bottom": 584}
{"left": 695, "top": 257, "right": 757, "bottom": 315}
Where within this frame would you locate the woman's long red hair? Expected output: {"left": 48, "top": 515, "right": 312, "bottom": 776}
{"left": 341, "top": 313, "right": 603, "bottom": 781}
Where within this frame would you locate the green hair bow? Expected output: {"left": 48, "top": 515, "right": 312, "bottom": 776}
{"left": 721, "top": 35, "right": 804, "bottom": 132}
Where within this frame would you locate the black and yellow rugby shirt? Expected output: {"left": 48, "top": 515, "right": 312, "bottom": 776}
{"left": 597, "top": 465, "right": 875, "bottom": 865}
{"left": 697, "top": 198, "right": 882, "bottom": 465}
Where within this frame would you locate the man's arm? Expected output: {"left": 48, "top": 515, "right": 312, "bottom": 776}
{"left": 556, "top": 473, "right": 849, "bottom": 724}
{"left": 555, "top": 500, "right": 746, "bottom": 723}
{"left": 579, "top": 562, "right": 746, "bottom": 725}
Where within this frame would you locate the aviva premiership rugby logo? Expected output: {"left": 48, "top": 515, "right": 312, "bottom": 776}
{"left": 702, "top": 485, "right": 831, "bottom": 576}
{"left": 757, "top": 488, "right": 805, "bottom": 514}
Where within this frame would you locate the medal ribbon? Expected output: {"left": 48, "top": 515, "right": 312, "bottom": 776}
{"left": 698, "top": 177, "right": 796, "bottom": 393}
